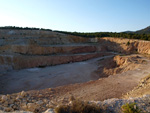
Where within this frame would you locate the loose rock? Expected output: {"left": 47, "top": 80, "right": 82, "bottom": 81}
{"left": 1, "top": 95, "right": 8, "bottom": 102}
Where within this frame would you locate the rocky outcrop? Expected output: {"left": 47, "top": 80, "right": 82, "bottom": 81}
{"left": 99, "top": 37, "right": 150, "bottom": 54}
{"left": 0, "top": 30, "right": 150, "bottom": 73}
{"left": 0, "top": 29, "right": 89, "bottom": 45}
{"left": 0, "top": 52, "right": 111, "bottom": 71}
{"left": 0, "top": 45, "right": 103, "bottom": 55}
{"left": 96, "top": 55, "right": 145, "bottom": 77}
{"left": 1, "top": 90, "right": 150, "bottom": 113}
{"left": 0, "top": 29, "right": 107, "bottom": 72}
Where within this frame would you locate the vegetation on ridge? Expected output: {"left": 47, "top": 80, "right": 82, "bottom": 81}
{"left": 0, "top": 26, "right": 52, "bottom": 31}
{"left": 55, "top": 30, "right": 150, "bottom": 41}
{"left": 0, "top": 26, "right": 150, "bottom": 41}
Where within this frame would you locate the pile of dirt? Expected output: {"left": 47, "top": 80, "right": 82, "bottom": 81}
{"left": 95, "top": 55, "right": 145, "bottom": 78}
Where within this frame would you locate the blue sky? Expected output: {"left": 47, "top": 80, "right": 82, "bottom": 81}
{"left": 0, "top": 0, "right": 150, "bottom": 32}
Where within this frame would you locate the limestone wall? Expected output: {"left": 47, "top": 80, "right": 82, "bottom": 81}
{"left": 0, "top": 29, "right": 89, "bottom": 45}
{"left": 0, "top": 52, "right": 111, "bottom": 71}
{"left": 99, "top": 37, "right": 150, "bottom": 54}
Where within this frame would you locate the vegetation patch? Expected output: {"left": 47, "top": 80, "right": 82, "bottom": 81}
{"left": 55, "top": 100, "right": 104, "bottom": 113}
{"left": 121, "top": 103, "right": 142, "bottom": 113}
{"left": 126, "top": 41, "right": 130, "bottom": 46}
{"left": 55, "top": 31, "right": 150, "bottom": 41}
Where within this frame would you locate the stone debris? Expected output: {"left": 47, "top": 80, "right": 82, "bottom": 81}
{"left": 0, "top": 91, "right": 150, "bottom": 113}
{"left": 1, "top": 95, "right": 8, "bottom": 102}
{"left": 20, "top": 91, "right": 27, "bottom": 97}
{"left": 43, "top": 109, "right": 55, "bottom": 113}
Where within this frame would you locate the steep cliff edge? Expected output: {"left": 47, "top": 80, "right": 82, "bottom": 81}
{"left": 99, "top": 37, "right": 150, "bottom": 54}
{"left": 0, "top": 29, "right": 89, "bottom": 45}
{"left": 95, "top": 55, "right": 145, "bottom": 78}
{"left": 0, "top": 29, "right": 107, "bottom": 73}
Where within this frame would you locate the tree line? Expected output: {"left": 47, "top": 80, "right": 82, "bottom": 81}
{"left": 55, "top": 31, "right": 150, "bottom": 41}
{"left": 0, "top": 26, "right": 52, "bottom": 31}
{"left": 0, "top": 26, "right": 150, "bottom": 41}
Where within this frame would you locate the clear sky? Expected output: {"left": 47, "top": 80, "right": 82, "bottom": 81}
{"left": 0, "top": 0, "right": 150, "bottom": 32}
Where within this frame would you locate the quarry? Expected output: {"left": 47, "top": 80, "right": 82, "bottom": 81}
{"left": 0, "top": 29, "right": 150, "bottom": 113}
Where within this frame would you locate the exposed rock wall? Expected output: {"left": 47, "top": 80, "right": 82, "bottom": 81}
{"left": 0, "top": 30, "right": 150, "bottom": 73}
{"left": 0, "top": 52, "right": 111, "bottom": 70}
{"left": 99, "top": 37, "right": 150, "bottom": 54}
{"left": 0, "top": 29, "right": 95, "bottom": 72}
{"left": 0, "top": 29, "right": 89, "bottom": 45}
{"left": 95, "top": 55, "right": 144, "bottom": 77}
{"left": 0, "top": 45, "right": 102, "bottom": 55}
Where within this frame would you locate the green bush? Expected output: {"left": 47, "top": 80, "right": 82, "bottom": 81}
{"left": 126, "top": 41, "right": 130, "bottom": 46}
{"left": 55, "top": 100, "right": 103, "bottom": 113}
{"left": 121, "top": 103, "right": 142, "bottom": 113}
{"left": 55, "top": 105, "right": 70, "bottom": 113}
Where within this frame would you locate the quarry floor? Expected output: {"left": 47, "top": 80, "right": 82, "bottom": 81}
{"left": 28, "top": 54, "right": 150, "bottom": 103}
{"left": 0, "top": 55, "right": 114, "bottom": 94}
{"left": 0, "top": 54, "right": 150, "bottom": 103}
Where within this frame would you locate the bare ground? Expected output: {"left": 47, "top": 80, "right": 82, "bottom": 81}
{"left": 0, "top": 54, "right": 150, "bottom": 112}
{"left": 0, "top": 55, "right": 114, "bottom": 94}
{"left": 0, "top": 55, "right": 150, "bottom": 101}
{"left": 26, "top": 54, "right": 150, "bottom": 104}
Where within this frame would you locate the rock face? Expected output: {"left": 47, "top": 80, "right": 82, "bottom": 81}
{"left": 95, "top": 55, "right": 144, "bottom": 77}
{"left": 0, "top": 29, "right": 89, "bottom": 45}
{"left": 0, "top": 30, "right": 150, "bottom": 73}
{"left": 0, "top": 52, "right": 110, "bottom": 70}
{"left": 0, "top": 45, "right": 101, "bottom": 55}
{"left": 0, "top": 29, "right": 107, "bottom": 73}
{"left": 99, "top": 37, "right": 150, "bottom": 54}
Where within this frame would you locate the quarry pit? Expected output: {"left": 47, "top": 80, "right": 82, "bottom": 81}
{"left": 0, "top": 29, "right": 150, "bottom": 112}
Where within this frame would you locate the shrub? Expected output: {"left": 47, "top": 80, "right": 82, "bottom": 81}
{"left": 55, "top": 100, "right": 103, "bottom": 113}
{"left": 126, "top": 41, "right": 130, "bottom": 46}
{"left": 121, "top": 103, "right": 142, "bottom": 113}
{"left": 55, "top": 105, "right": 70, "bottom": 113}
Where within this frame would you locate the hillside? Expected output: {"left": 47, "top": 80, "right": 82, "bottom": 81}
{"left": 56, "top": 27, "right": 150, "bottom": 40}
{"left": 135, "top": 26, "right": 150, "bottom": 34}
{"left": 123, "top": 26, "right": 150, "bottom": 34}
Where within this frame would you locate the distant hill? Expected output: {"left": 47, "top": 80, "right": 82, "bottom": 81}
{"left": 122, "top": 31, "right": 133, "bottom": 33}
{"left": 135, "top": 26, "right": 150, "bottom": 34}
{"left": 122, "top": 26, "right": 150, "bottom": 34}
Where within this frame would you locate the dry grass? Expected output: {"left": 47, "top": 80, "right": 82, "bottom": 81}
{"left": 55, "top": 99, "right": 104, "bottom": 113}
{"left": 121, "top": 103, "right": 142, "bottom": 113}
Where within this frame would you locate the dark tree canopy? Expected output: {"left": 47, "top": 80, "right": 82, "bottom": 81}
{"left": 0, "top": 26, "right": 150, "bottom": 41}
{"left": 55, "top": 31, "right": 150, "bottom": 41}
